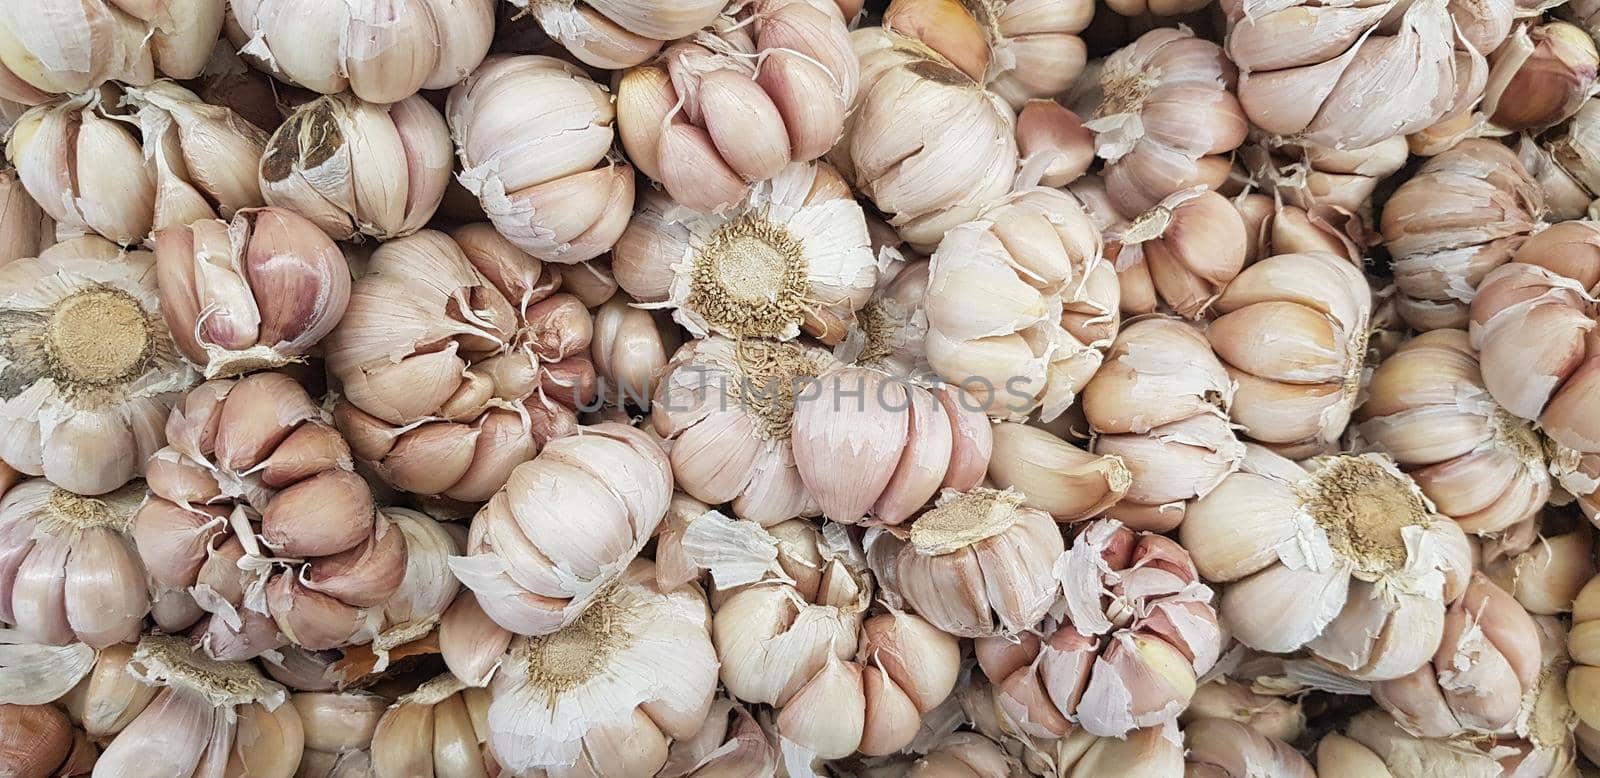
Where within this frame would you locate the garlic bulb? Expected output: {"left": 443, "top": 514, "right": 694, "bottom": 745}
{"left": 1108, "top": 188, "right": 1247, "bottom": 319}
{"left": 616, "top": 0, "right": 858, "bottom": 212}
{"left": 0, "top": 479, "right": 148, "bottom": 648}
{"left": 448, "top": 55, "right": 635, "bottom": 263}
{"left": 369, "top": 508, "right": 462, "bottom": 662}
{"left": 154, "top": 207, "right": 350, "bottom": 379}
{"left": 1570, "top": 575, "right": 1600, "bottom": 736}
{"left": 512, "top": 0, "right": 725, "bottom": 68}
{"left": 882, "top": 0, "right": 1093, "bottom": 109}
{"left": 835, "top": 257, "right": 931, "bottom": 376}
{"left": 925, "top": 188, "right": 1118, "bottom": 420}
{"left": 1184, "top": 717, "right": 1315, "bottom": 778}
{"left": 7, "top": 91, "right": 155, "bottom": 246}
{"left": 613, "top": 162, "right": 878, "bottom": 342}
{"left": 845, "top": 26, "right": 1019, "bottom": 251}
{"left": 592, "top": 294, "right": 678, "bottom": 408}
{"left": 1381, "top": 138, "right": 1543, "bottom": 331}
{"left": 1181, "top": 679, "right": 1306, "bottom": 744}
{"left": 867, "top": 487, "right": 1064, "bottom": 637}
{"left": 0, "top": 702, "right": 88, "bottom": 777}
{"left": 979, "top": 520, "right": 1221, "bottom": 738}
{"left": 1356, "top": 329, "right": 1549, "bottom": 551}
{"left": 1068, "top": 27, "right": 1246, "bottom": 216}
{"left": 986, "top": 421, "right": 1128, "bottom": 523}
{"left": 225, "top": 0, "right": 495, "bottom": 104}
{"left": 260, "top": 92, "right": 452, "bottom": 241}
{"left": 659, "top": 697, "right": 777, "bottom": 777}
{"left": 291, "top": 691, "right": 385, "bottom": 776}
{"left": 136, "top": 371, "right": 404, "bottom": 655}
{"left": 1484, "top": 21, "right": 1599, "bottom": 131}
{"left": 0, "top": 0, "right": 223, "bottom": 101}
{"left": 370, "top": 675, "right": 500, "bottom": 777}
{"left": 1241, "top": 135, "right": 1410, "bottom": 217}
{"left": 449, "top": 422, "right": 671, "bottom": 636}
{"left": 1081, "top": 317, "right": 1243, "bottom": 532}
{"left": 485, "top": 558, "right": 718, "bottom": 777}
{"left": 0, "top": 238, "right": 195, "bottom": 495}
{"left": 957, "top": 679, "right": 1186, "bottom": 778}
{"left": 1016, "top": 100, "right": 1095, "bottom": 189}
{"left": 1486, "top": 524, "right": 1595, "bottom": 614}
{"left": 0, "top": 168, "right": 51, "bottom": 266}
{"left": 1181, "top": 448, "right": 1473, "bottom": 681}
{"left": 325, "top": 226, "right": 593, "bottom": 499}
{"left": 125, "top": 81, "right": 267, "bottom": 234}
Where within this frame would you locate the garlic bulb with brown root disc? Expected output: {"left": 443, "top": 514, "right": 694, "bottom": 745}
{"left": 135, "top": 372, "right": 404, "bottom": 656}
{"left": 0, "top": 169, "right": 51, "bottom": 267}
{"left": 325, "top": 226, "right": 594, "bottom": 500}
{"left": 225, "top": 0, "right": 495, "bottom": 104}
{"left": 0, "top": 702, "right": 95, "bottom": 777}
{"left": 7, "top": 92, "right": 155, "bottom": 246}
{"left": 1381, "top": 138, "right": 1544, "bottom": 331}
{"left": 370, "top": 675, "right": 499, "bottom": 777}
{"left": 1107, "top": 188, "right": 1247, "bottom": 319}
{"left": 613, "top": 162, "right": 878, "bottom": 343}
{"left": 835, "top": 256, "right": 933, "bottom": 376}
{"left": 260, "top": 92, "right": 453, "bottom": 242}
{"left": 1356, "top": 329, "right": 1550, "bottom": 553}
{"left": 0, "top": 0, "right": 224, "bottom": 103}
{"left": 616, "top": 0, "right": 858, "bottom": 212}
{"left": 448, "top": 55, "right": 635, "bottom": 264}
{"left": 924, "top": 188, "right": 1118, "bottom": 421}
{"left": 124, "top": 81, "right": 267, "bottom": 234}
{"left": 0, "top": 238, "right": 195, "bottom": 495}
{"left": 1180, "top": 448, "right": 1474, "bottom": 681}
{"left": 154, "top": 208, "right": 350, "bottom": 379}
{"left": 881, "top": 0, "right": 1094, "bottom": 109}
{"left": 484, "top": 558, "right": 718, "bottom": 777}
{"left": 1080, "top": 317, "right": 1242, "bottom": 532}
{"left": 0, "top": 480, "right": 148, "bottom": 648}
{"left": 867, "top": 487, "right": 1064, "bottom": 637}
{"left": 449, "top": 422, "right": 671, "bottom": 636}
{"left": 1207, "top": 251, "right": 1372, "bottom": 459}
{"left": 512, "top": 0, "right": 726, "bottom": 69}
{"left": 987, "top": 421, "right": 1128, "bottom": 523}
{"left": 979, "top": 520, "right": 1222, "bottom": 738}
{"left": 1068, "top": 27, "right": 1246, "bottom": 216}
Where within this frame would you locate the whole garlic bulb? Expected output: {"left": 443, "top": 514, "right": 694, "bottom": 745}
{"left": 225, "top": 0, "right": 495, "bottom": 104}
{"left": 448, "top": 422, "right": 672, "bottom": 636}
{"left": 1208, "top": 251, "right": 1372, "bottom": 458}
{"left": 154, "top": 208, "right": 350, "bottom": 379}
{"left": 616, "top": 0, "right": 858, "bottom": 212}
{"left": 0, "top": 169, "right": 52, "bottom": 266}
{"left": 125, "top": 81, "right": 268, "bottom": 234}
{"left": 7, "top": 92, "right": 155, "bottom": 246}
{"left": 1483, "top": 21, "right": 1599, "bottom": 132}
{"left": 448, "top": 55, "right": 635, "bottom": 264}
{"left": 845, "top": 26, "right": 1019, "bottom": 251}
{"left": 370, "top": 675, "right": 499, "bottom": 778}
{"left": 882, "top": 0, "right": 1093, "bottom": 109}
{"left": 1181, "top": 448, "right": 1474, "bottom": 681}
{"left": 867, "top": 487, "right": 1064, "bottom": 637}
{"left": 1109, "top": 188, "right": 1248, "bottom": 319}
{"left": 1381, "top": 138, "right": 1544, "bottom": 331}
{"left": 513, "top": 0, "right": 725, "bottom": 68}
{"left": 0, "top": 0, "right": 224, "bottom": 102}
{"left": 485, "top": 559, "right": 718, "bottom": 777}
{"left": 925, "top": 188, "right": 1118, "bottom": 421}
{"left": 0, "top": 479, "right": 148, "bottom": 648}
{"left": 325, "top": 226, "right": 594, "bottom": 500}
{"left": 979, "top": 520, "right": 1221, "bottom": 738}
{"left": 986, "top": 421, "right": 1129, "bottom": 524}
{"left": 613, "top": 162, "right": 878, "bottom": 342}
{"left": 1081, "top": 317, "right": 1243, "bottom": 532}
{"left": 1356, "top": 329, "right": 1550, "bottom": 552}
{"left": 659, "top": 697, "right": 777, "bottom": 777}
{"left": 0, "top": 238, "right": 195, "bottom": 495}
{"left": 136, "top": 371, "right": 404, "bottom": 655}
{"left": 260, "top": 92, "right": 452, "bottom": 241}
{"left": 1069, "top": 27, "right": 1246, "bottom": 217}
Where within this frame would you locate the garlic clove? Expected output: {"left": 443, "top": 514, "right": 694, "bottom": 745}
{"left": 792, "top": 368, "right": 909, "bottom": 524}
{"left": 259, "top": 469, "right": 374, "bottom": 559}
{"left": 872, "top": 384, "right": 954, "bottom": 526}
{"left": 775, "top": 652, "right": 866, "bottom": 759}
{"left": 439, "top": 591, "right": 510, "bottom": 687}
{"left": 264, "top": 573, "right": 363, "bottom": 651}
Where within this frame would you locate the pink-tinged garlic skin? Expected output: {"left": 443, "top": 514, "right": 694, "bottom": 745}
{"left": 1181, "top": 679, "right": 1306, "bottom": 744}
{"left": 980, "top": 520, "right": 1221, "bottom": 738}
{"left": 154, "top": 207, "right": 350, "bottom": 380}
{"left": 0, "top": 0, "right": 224, "bottom": 103}
{"left": 512, "top": 0, "right": 726, "bottom": 69}
{"left": 1184, "top": 717, "right": 1315, "bottom": 778}
{"left": 448, "top": 422, "right": 671, "bottom": 636}
{"left": 125, "top": 81, "right": 268, "bottom": 235}
{"left": 133, "top": 371, "right": 403, "bottom": 655}
{"left": 1483, "top": 22, "right": 1599, "bottom": 132}
{"left": 987, "top": 421, "right": 1128, "bottom": 523}
{"left": 592, "top": 293, "right": 679, "bottom": 408}
{"left": 324, "top": 225, "right": 595, "bottom": 500}
{"left": 1068, "top": 27, "right": 1246, "bottom": 217}
{"left": 883, "top": 0, "right": 1093, "bottom": 110}
{"left": 6, "top": 92, "right": 156, "bottom": 246}
{"left": 660, "top": 698, "right": 779, "bottom": 778}
{"left": 371, "top": 676, "right": 501, "bottom": 778}
{"left": 1382, "top": 139, "right": 1544, "bottom": 331}
{"left": 1081, "top": 317, "right": 1242, "bottom": 532}
{"left": 1017, "top": 101, "right": 1096, "bottom": 189}
{"left": 1109, "top": 188, "right": 1247, "bottom": 320}
{"left": 0, "top": 169, "right": 52, "bottom": 266}
{"left": 225, "top": 0, "right": 494, "bottom": 104}
{"left": 1356, "top": 329, "right": 1550, "bottom": 552}
{"left": 448, "top": 55, "right": 635, "bottom": 264}
{"left": 1241, "top": 136, "right": 1410, "bottom": 224}
{"left": 1485, "top": 526, "right": 1595, "bottom": 616}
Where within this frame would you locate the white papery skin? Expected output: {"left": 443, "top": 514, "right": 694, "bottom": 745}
{"left": 0, "top": 0, "right": 224, "bottom": 103}
{"left": 1185, "top": 717, "right": 1316, "bottom": 778}
{"left": 514, "top": 0, "right": 726, "bottom": 69}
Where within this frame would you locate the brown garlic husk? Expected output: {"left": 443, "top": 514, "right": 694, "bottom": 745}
{"left": 1484, "top": 21, "right": 1599, "bottom": 131}
{"left": 1108, "top": 188, "right": 1247, "bottom": 319}
{"left": 0, "top": 702, "right": 87, "bottom": 777}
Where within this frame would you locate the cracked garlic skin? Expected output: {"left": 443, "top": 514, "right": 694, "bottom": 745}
{"left": 0, "top": 0, "right": 224, "bottom": 104}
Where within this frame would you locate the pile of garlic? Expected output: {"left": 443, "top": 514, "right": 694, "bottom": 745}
{"left": 10, "top": 0, "right": 1600, "bottom": 775}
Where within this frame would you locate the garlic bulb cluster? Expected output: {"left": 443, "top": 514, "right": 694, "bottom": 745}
{"left": 514, "top": 0, "right": 724, "bottom": 68}
{"left": 882, "top": 0, "right": 1094, "bottom": 109}
{"left": 8, "top": 91, "right": 155, "bottom": 246}
{"left": 225, "top": 0, "right": 495, "bottom": 104}
{"left": 0, "top": 238, "right": 195, "bottom": 495}
{"left": 124, "top": 81, "right": 267, "bottom": 235}
{"left": 369, "top": 675, "right": 499, "bottom": 777}
{"left": 326, "top": 226, "right": 594, "bottom": 499}
{"left": 1108, "top": 188, "right": 1247, "bottom": 319}
{"left": 448, "top": 55, "right": 635, "bottom": 263}
{"left": 0, "top": 0, "right": 223, "bottom": 103}
{"left": 260, "top": 92, "right": 453, "bottom": 242}
{"left": 1382, "top": 139, "right": 1545, "bottom": 330}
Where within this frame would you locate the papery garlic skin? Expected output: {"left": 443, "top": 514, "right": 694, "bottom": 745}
{"left": 835, "top": 256, "right": 932, "bottom": 377}
{"left": 1242, "top": 136, "right": 1410, "bottom": 220}
{"left": 1484, "top": 21, "right": 1599, "bottom": 131}
{"left": 448, "top": 55, "right": 635, "bottom": 263}
{"left": 1181, "top": 679, "right": 1306, "bottom": 744}
{"left": 371, "top": 675, "right": 500, "bottom": 778}
{"left": 659, "top": 697, "right": 778, "bottom": 777}
{"left": 613, "top": 162, "right": 878, "bottom": 343}
{"left": 0, "top": 168, "right": 51, "bottom": 266}
{"left": 225, "top": 0, "right": 495, "bottom": 104}
{"left": 1382, "top": 139, "right": 1544, "bottom": 331}
{"left": 449, "top": 422, "right": 671, "bottom": 637}
{"left": 0, "top": 702, "right": 81, "bottom": 777}
{"left": 486, "top": 559, "right": 717, "bottom": 777}
{"left": 7, "top": 92, "right": 155, "bottom": 246}
{"left": 1181, "top": 449, "right": 1473, "bottom": 681}
{"left": 325, "top": 226, "right": 594, "bottom": 499}
{"left": 0, "top": 238, "right": 195, "bottom": 495}
{"left": 514, "top": 0, "right": 725, "bottom": 69}
{"left": 1486, "top": 525, "right": 1594, "bottom": 616}
{"left": 1543, "top": 98, "right": 1600, "bottom": 217}
{"left": 883, "top": 0, "right": 1093, "bottom": 109}
{"left": 925, "top": 188, "right": 1117, "bottom": 421}
{"left": 291, "top": 690, "right": 385, "bottom": 775}
{"left": 1109, "top": 188, "right": 1247, "bottom": 319}
{"left": 369, "top": 508, "right": 462, "bottom": 662}
{"left": 125, "top": 81, "right": 267, "bottom": 234}
{"left": 0, "top": 0, "right": 224, "bottom": 102}
{"left": 154, "top": 207, "right": 350, "bottom": 379}
{"left": 1184, "top": 717, "right": 1315, "bottom": 778}
{"left": 1016, "top": 101, "right": 1095, "bottom": 189}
